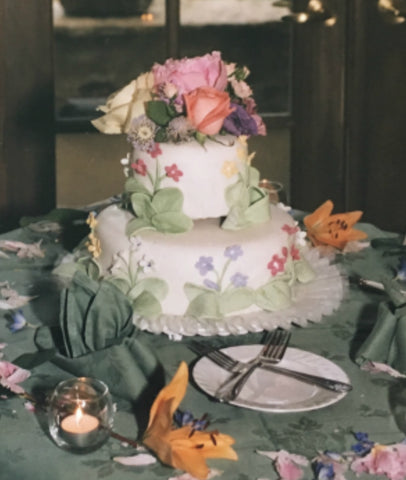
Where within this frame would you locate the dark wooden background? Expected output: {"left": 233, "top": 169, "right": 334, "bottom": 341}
{"left": 0, "top": 0, "right": 55, "bottom": 232}
{"left": 291, "top": 0, "right": 406, "bottom": 232}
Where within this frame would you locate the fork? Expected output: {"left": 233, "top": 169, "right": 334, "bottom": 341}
{"left": 214, "top": 329, "right": 291, "bottom": 402}
{"left": 189, "top": 339, "right": 353, "bottom": 394}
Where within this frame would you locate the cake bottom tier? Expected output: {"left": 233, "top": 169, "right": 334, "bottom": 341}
{"left": 96, "top": 205, "right": 346, "bottom": 337}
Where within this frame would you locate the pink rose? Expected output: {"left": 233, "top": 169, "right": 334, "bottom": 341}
{"left": 231, "top": 78, "right": 253, "bottom": 99}
{"left": 152, "top": 51, "right": 228, "bottom": 99}
{"left": 184, "top": 86, "right": 234, "bottom": 136}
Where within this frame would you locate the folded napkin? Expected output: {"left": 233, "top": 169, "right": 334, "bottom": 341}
{"left": 355, "top": 277, "right": 406, "bottom": 373}
{"left": 35, "top": 271, "right": 164, "bottom": 405}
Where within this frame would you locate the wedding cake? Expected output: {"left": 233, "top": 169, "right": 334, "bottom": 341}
{"left": 84, "top": 52, "right": 343, "bottom": 336}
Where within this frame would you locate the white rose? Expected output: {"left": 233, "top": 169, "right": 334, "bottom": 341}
{"left": 92, "top": 72, "right": 154, "bottom": 134}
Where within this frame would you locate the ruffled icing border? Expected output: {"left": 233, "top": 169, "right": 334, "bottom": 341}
{"left": 132, "top": 249, "right": 347, "bottom": 338}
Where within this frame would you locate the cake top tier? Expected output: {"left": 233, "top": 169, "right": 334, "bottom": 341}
{"left": 92, "top": 51, "right": 266, "bottom": 148}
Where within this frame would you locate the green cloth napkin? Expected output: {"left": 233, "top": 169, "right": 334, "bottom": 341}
{"left": 35, "top": 271, "right": 164, "bottom": 405}
{"left": 356, "top": 277, "right": 406, "bottom": 373}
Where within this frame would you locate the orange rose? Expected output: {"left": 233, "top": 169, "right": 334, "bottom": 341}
{"left": 184, "top": 86, "right": 234, "bottom": 136}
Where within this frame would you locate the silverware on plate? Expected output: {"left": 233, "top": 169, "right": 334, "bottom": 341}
{"left": 189, "top": 341, "right": 353, "bottom": 395}
{"left": 214, "top": 329, "right": 291, "bottom": 402}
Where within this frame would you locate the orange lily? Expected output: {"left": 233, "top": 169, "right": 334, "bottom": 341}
{"left": 303, "top": 199, "right": 368, "bottom": 249}
{"left": 142, "top": 361, "right": 238, "bottom": 480}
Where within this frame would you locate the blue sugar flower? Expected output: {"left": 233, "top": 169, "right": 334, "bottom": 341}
{"left": 351, "top": 431, "right": 374, "bottom": 455}
{"left": 314, "top": 462, "right": 335, "bottom": 480}
{"left": 230, "top": 272, "right": 248, "bottom": 288}
{"left": 224, "top": 245, "right": 243, "bottom": 261}
{"left": 9, "top": 310, "right": 27, "bottom": 333}
{"left": 396, "top": 257, "right": 406, "bottom": 282}
{"left": 195, "top": 256, "right": 214, "bottom": 276}
{"left": 203, "top": 279, "right": 220, "bottom": 291}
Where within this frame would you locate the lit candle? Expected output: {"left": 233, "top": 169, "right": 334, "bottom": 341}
{"left": 60, "top": 406, "right": 100, "bottom": 449}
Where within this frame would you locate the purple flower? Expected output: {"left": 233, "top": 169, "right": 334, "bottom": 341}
{"left": 195, "top": 256, "right": 214, "bottom": 276}
{"left": 9, "top": 310, "right": 27, "bottom": 333}
{"left": 230, "top": 272, "right": 248, "bottom": 288}
{"left": 351, "top": 432, "right": 375, "bottom": 455}
{"left": 223, "top": 103, "right": 258, "bottom": 136}
{"left": 314, "top": 462, "right": 335, "bottom": 480}
{"left": 396, "top": 257, "right": 406, "bottom": 281}
{"left": 203, "top": 279, "right": 220, "bottom": 291}
{"left": 224, "top": 245, "right": 243, "bottom": 261}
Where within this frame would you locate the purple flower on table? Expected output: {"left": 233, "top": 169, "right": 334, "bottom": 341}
{"left": 203, "top": 279, "right": 220, "bottom": 291}
{"left": 396, "top": 257, "right": 406, "bottom": 282}
{"left": 224, "top": 245, "right": 243, "bottom": 261}
{"left": 351, "top": 431, "right": 374, "bottom": 456}
{"left": 195, "top": 256, "right": 214, "bottom": 276}
{"left": 9, "top": 310, "right": 27, "bottom": 333}
{"left": 223, "top": 103, "right": 258, "bottom": 136}
{"left": 230, "top": 272, "right": 248, "bottom": 288}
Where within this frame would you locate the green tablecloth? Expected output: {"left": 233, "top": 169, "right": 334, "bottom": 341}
{"left": 1, "top": 214, "right": 405, "bottom": 480}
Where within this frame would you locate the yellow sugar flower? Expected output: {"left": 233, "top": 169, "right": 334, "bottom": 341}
{"left": 86, "top": 232, "right": 101, "bottom": 258}
{"left": 143, "top": 362, "right": 238, "bottom": 480}
{"left": 221, "top": 160, "right": 239, "bottom": 178}
{"left": 86, "top": 212, "right": 98, "bottom": 229}
{"left": 237, "top": 135, "right": 248, "bottom": 147}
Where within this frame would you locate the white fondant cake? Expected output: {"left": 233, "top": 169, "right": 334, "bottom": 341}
{"left": 84, "top": 51, "right": 346, "bottom": 336}
{"left": 96, "top": 203, "right": 315, "bottom": 319}
{"left": 128, "top": 135, "right": 248, "bottom": 220}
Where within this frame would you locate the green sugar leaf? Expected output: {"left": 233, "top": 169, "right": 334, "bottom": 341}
{"left": 255, "top": 279, "right": 292, "bottom": 311}
{"left": 126, "top": 217, "right": 154, "bottom": 236}
{"left": 133, "top": 290, "right": 162, "bottom": 316}
{"left": 129, "top": 277, "right": 169, "bottom": 302}
{"left": 131, "top": 192, "right": 157, "bottom": 219}
{"left": 152, "top": 188, "right": 185, "bottom": 214}
{"left": 186, "top": 291, "right": 221, "bottom": 319}
{"left": 219, "top": 288, "right": 254, "bottom": 314}
{"left": 151, "top": 211, "right": 193, "bottom": 233}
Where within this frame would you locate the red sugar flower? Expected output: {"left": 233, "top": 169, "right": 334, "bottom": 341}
{"left": 267, "top": 254, "right": 287, "bottom": 276}
{"left": 149, "top": 143, "right": 162, "bottom": 158}
{"left": 290, "top": 245, "right": 301, "bottom": 260}
{"left": 165, "top": 163, "right": 183, "bottom": 182}
{"left": 282, "top": 224, "right": 299, "bottom": 236}
{"left": 131, "top": 159, "right": 147, "bottom": 176}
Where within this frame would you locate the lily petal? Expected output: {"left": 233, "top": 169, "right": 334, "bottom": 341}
{"left": 304, "top": 200, "right": 367, "bottom": 250}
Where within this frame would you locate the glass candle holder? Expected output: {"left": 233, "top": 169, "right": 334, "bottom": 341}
{"left": 259, "top": 179, "right": 287, "bottom": 204}
{"left": 48, "top": 377, "right": 114, "bottom": 452}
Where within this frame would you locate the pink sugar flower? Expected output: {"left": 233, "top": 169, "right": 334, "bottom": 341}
{"left": 282, "top": 224, "right": 299, "bottom": 236}
{"left": 351, "top": 443, "right": 406, "bottom": 480}
{"left": 152, "top": 51, "right": 228, "bottom": 101}
{"left": 290, "top": 245, "right": 301, "bottom": 261}
{"left": 0, "top": 361, "right": 30, "bottom": 394}
{"left": 165, "top": 164, "right": 183, "bottom": 182}
{"left": 149, "top": 143, "right": 162, "bottom": 158}
{"left": 267, "top": 253, "right": 287, "bottom": 276}
{"left": 131, "top": 158, "right": 147, "bottom": 176}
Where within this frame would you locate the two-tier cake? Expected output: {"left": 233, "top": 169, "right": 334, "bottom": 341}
{"left": 78, "top": 51, "right": 344, "bottom": 336}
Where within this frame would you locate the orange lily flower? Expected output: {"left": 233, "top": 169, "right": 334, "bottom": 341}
{"left": 303, "top": 199, "right": 368, "bottom": 250}
{"left": 142, "top": 361, "right": 238, "bottom": 480}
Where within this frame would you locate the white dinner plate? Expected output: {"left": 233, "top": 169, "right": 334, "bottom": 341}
{"left": 192, "top": 345, "right": 351, "bottom": 412}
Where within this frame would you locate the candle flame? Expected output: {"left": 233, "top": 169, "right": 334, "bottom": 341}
{"left": 75, "top": 406, "right": 84, "bottom": 424}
